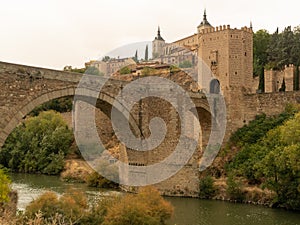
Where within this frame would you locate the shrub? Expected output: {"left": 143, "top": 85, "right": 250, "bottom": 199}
{"left": 141, "top": 67, "right": 157, "bottom": 76}
{"left": 120, "top": 66, "right": 131, "bottom": 75}
{"left": 226, "top": 175, "right": 245, "bottom": 202}
{"left": 228, "top": 104, "right": 298, "bottom": 147}
{"left": 104, "top": 186, "right": 173, "bottom": 225}
{"left": 199, "top": 176, "right": 217, "bottom": 199}
{"left": 87, "top": 172, "right": 118, "bottom": 189}
{"left": 23, "top": 190, "right": 88, "bottom": 224}
{"left": 21, "top": 186, "right": 173, "bottom": 225}
{"left": 0, "top": 111, "right": 73, "bottom": 175}
{"left": 0, "top": 168, "right": 11, "bottom": 203}
{"left": 170, "top": 65, "right": 180, "bottom": 73}
{"left": 179, "top": 60, "right": 193, "bottom": 68}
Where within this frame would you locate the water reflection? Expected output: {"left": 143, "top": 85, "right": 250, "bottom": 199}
{"left": 166, "top": 197, "right": 300, "bottom": 225}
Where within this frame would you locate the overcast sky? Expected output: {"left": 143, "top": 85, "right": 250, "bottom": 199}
{"left": 0, "top": 0, "right": 299, "bottom": 70}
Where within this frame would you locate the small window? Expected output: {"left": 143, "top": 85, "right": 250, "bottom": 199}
{"left": 245, "top": 52, "right": 247, "bottom": 56}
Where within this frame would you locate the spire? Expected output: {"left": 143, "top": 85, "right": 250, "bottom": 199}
{"left": 158, "top": 26, "right": 161, "bottom": 37}
{"left": 197, "top": 8, "right": 212, "bottom": 32}
{"left": 155, "top": 26, "right": 164, "bottom": 41}
{"left": 201, "top": 9, "right": 210, "bottom": 25}
{"left": 203, "top": 9, "right": 207, "bottom": 22}
{"left": 250, "top": 21, "right": 253, "bottom": 30}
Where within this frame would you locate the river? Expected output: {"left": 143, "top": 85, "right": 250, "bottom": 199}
{"left": 11, "top": 173, "right": 300, "bottom": 225}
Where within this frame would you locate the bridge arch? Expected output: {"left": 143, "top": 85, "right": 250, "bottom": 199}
{"left": 0, "top": 87, "right": 141, "bottom": 148}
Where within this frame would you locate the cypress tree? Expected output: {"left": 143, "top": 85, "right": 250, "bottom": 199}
{"left": 279, "top": 78, "right": 286, "bottom": 92}
{"left": 134, "top": 50, "right": 138, "bottom": 63}
{"left": 145, "top": 45, "right": 149, "bottom": 61}
{"left": 258, "top": 66, "right": 265, "bottom": 93}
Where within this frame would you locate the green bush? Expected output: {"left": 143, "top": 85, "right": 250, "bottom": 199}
{"left": 170, "top": 65, "right": 180, "bottom": 73}
{"left": 29, "top": 97, "right": 73, "bottom": 116}
{"left": 87, "top": 172, "right": 118, "bottom": 189}
{"left": 226, "top": 108, "right": 300, "bottom": 210}
{"left": 0, "top": 111, "right": 73, "bottom": 175}
{"left": 226, "top": 175, "right": 245, "bottom": 202}
{"left": 141, "top": 67, "right": 157, "bottom": 76}
{"left": 120, "top": 66, "right": 131, "bottom": 75}
{"left": 0, "top": 168, "right": 11, "bottom": 203}
{"left": 228, "top": 104, "right": 298, "bottom": 147}
{"left": 199, "top": 176, "right": 217, "bottom": 199}
{"left": 179, "top": 60, "right": 193, "bottom": 68}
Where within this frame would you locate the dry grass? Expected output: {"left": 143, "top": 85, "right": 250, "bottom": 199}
{"left": 213, "top": 177, "right": 273, "bottom": 205}
{"left": 60, "top": 159, "right": 94, "bottom": 183}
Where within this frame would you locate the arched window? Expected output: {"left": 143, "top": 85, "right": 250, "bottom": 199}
{"left": 210, "top": 79, "right": 220, "bottom": 94}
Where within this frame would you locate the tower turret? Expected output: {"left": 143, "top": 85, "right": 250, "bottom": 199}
{"left": 197, "top": 9, "right": 213, "bottom": 33}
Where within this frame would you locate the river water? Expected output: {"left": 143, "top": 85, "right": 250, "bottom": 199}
{"left": 11, "top": 173, "right": 300, "bottom": 225}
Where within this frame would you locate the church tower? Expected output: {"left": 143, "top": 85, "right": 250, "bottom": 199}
{"left": 197, "top": 9, "right": 213, "bottom": 33}
{"left": 152, "top": 26, "right": 165, "bottom": 59}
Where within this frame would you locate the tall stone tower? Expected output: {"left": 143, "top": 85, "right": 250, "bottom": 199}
{"left": 152, "top": 26, "right": 165, "bottom": 59}
{"left": 196, "top": 10, "right": 253, "bottom": 136}
{"left": 197, "top": 14, "right": 253, "bottom": 97}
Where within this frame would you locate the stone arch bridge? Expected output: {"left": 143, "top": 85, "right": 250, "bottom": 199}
{"left": 1, "top": 61, "right": 300, "bottom": 196}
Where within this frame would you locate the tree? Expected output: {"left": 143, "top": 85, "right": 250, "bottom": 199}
{"left": 0, "top": 111, "right": 73, "bottom": 175}
{"left": 266, "top": 28, "right": 281, "bottom": 70}
{"left": 278, "top": 26, "right": 295, "bottom": 68}
{"left": 134, "top": 50, "right": 138, "bottom": 63}
{"left": 258, "top": 65, "right": 265, "bottom": 92}
{"left": 228, "top": 110, "right": 300, "bottom": 210}
{"left": 85, "top": 66, "right": 103, "bottom": 76}
{"left": 279, "top": 78, "right": 286, "bottom": 92}
{"left": 199, "top": 176, "right": 217, "bottom": 198}
{"left": 102, "top": 56, "right": 110, "bottom": 62}
{"left": 253, "top": 30, "right": 270, "bottom": 76}
{"left": 29, "top": 97, "right": 73, "bottom": 116}
{"left": 145, "top": 45, "right": 149, "bottom": 61}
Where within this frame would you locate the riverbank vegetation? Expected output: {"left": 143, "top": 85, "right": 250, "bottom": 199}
{"left": 13, "top": 186, "right": 173, "bottom": 225}
{"left": 209, "top": 105, "right": 300, "bottom": 210}
{"left": 0, "top": 168, "right": 18, "bottom": 225}
{"left": 0, "top": 111, "right": 73, "bottom": 175}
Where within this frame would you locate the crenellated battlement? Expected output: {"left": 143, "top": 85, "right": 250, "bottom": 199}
{"left": 200, "top": 25, "right": 252, "bottom": 35}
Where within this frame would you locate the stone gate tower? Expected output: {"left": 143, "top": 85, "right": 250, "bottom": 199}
{"left": 197, "top": 13, "right": 253, "bottom": 98}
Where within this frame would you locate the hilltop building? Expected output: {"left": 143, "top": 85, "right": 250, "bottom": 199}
{"left": 86, "top": 58, "right": 136, "bottom": 77}
{"left": 152, "top": 10, "right": 254, "bottom": 96}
